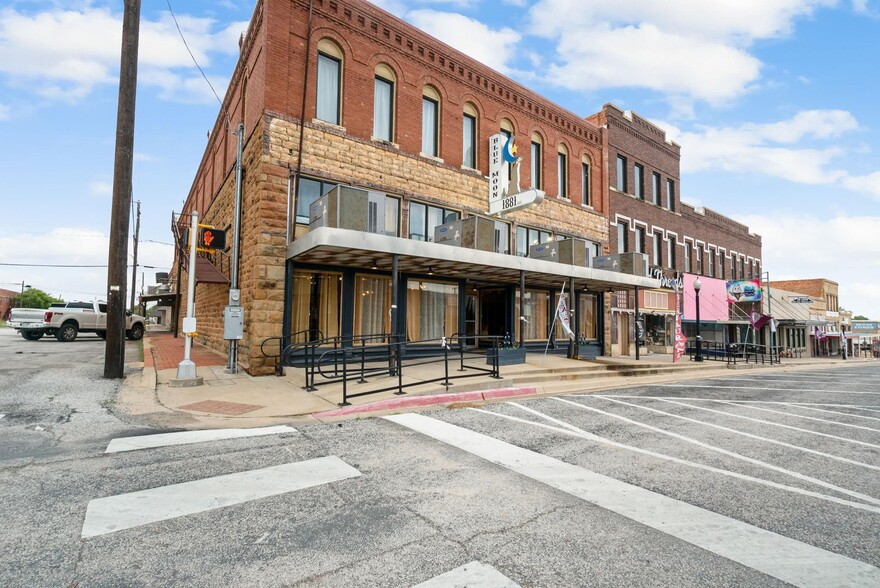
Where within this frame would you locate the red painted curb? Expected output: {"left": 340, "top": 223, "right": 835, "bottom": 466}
{"left": 314, "top": 386, "right": 538, "bottom": 419}
{"left": 482, "top": 386, "right": 537, "bottom": 400}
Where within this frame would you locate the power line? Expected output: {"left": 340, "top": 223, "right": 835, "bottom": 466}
{"left": 166, "top": 0, "right": 223, "bottom": 108}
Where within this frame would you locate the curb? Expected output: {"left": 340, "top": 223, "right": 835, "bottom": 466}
{"left": 313, "top": 386, "right": 537, "bottom": 419}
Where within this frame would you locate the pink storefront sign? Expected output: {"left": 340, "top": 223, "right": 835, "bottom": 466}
{"left": 682, "top": 275, "right": 729, "bottom": 322}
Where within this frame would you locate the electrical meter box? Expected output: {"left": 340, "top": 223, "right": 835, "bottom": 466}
{"left": 223, "top": 306, "right": 244, "bottom": 340}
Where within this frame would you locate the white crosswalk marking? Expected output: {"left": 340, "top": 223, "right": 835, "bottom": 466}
{"left": 105, "top": 425, "right": 297, "bottom": 453}
{"left": 386, "top": 413, "right": 880, "bottom": 588}
{"left": 81, "top": 456, "right": 360, "bottom": 538}
{"left": 413, "top": 561, "right": 520, "bottom": 588}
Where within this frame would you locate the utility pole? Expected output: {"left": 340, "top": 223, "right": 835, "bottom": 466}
{"left": 104, "top": 0, "right": 141, "bottom": 379}
{"left": 130, "top": 200, "right": 141, "bottom": 311}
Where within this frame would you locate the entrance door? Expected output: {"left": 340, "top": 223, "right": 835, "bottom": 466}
{"left": 619, "top": 313, "right": 631, "bottom": 355}
{"left": 465, "top": 294, "right": 477, "bottom": 344}
{"left": 480, "top": 288, "right": 508, "bottom": 346}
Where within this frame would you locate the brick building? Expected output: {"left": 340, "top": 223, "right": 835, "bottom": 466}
{"left": 174, "top": 0, "right": 659, "bottom": 377}
{"left": 0, "top": 288, "right": 18, "bottom": 321}
{"left": 589, "top": 105, "right": 763, "bottom": 354}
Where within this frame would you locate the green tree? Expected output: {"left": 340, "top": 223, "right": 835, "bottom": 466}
{"left": 16, "top": 288, "right": 63, "bottom": 309}
{"left": 853, "top": 315, "right": 870, "bottom": 321}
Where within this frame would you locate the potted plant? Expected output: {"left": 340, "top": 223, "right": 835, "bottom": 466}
{"left": 487, "top": 333, "right": 527, "bottom": 365}
{"left": 573, "top": 335, "right": 601, "bottom": 360}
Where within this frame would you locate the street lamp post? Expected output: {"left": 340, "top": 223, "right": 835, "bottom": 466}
{"left": 694, "top": 278, "right": 703, "bottom": 362}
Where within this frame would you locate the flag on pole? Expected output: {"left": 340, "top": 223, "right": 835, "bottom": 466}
{"left": 554, "top": 282, "right": 574, "bottom": 340}
{"left": 672, "top": 280, "right": 686, "bottom": 362}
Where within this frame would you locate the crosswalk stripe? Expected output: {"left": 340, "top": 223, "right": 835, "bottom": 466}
{"left": 81, "top": 456, "right": 360, "bottom": 538}
{"left": 386, "top": 413, "right": 880, "bottom": 588}
{"left": 105, "top": 425, "right": 297, "bottom": 453}
{"left": 413, "top": 561, "right": 520, "bottom": 588}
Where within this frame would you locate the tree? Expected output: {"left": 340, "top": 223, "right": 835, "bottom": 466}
{"left": 16, "top": 288, "right": 63, "bottom": 309}
{"left": 854, "top": 315, "right": 870, "bottom": 321}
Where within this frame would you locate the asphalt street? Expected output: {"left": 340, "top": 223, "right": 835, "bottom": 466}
{"left": 1, "top": 326, "right": 878, "bottom": 587}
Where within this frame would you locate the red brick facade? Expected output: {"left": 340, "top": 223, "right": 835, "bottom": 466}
{"left": 595, "top": 105, "right": 762, "bottom": 281}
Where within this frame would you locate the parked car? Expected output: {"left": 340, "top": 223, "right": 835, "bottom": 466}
{"left": 8, "top": 301, "right": 146, "bottom": 342}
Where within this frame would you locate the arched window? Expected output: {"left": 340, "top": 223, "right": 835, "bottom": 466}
{"left": 316, "top": 39, "right": 343, "bottom": 125}
{"left": 581, "top": 155, "right": 592, "bottom": 206}
{"left": 557, "top": 143, "right": 568, "bottom": 198}
{"left": 373, "top": 64, "right": 396, "bottom": 142}
{"left": 462, "top": 102, "right": 478, "bottom": 169}
{"left": 530, "top": 132, "right": 543, "bottom": 189}
{"left": 422, "top": 86, "right": 440, "bottom": 157}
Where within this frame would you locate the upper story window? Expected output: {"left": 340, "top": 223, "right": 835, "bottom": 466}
{"left": 739, "top": 255, "right": 745, "bottom": 279}
{"left": 616, "top": 155, "right": 627, "bottom": 192}
{"left": 667, "top": 178, "right": 676, "bottom": 211}
{"left": 582, "top": 156, "right": 592, "bottom": 207}
{"left": 462, "top": 103, "right": 477, "bottom": 169}
{"left": 718, "top": 251, "right": 725, "bottom": 279}
{"left": 316, "top": 40, "right": 343, "bottom": 125}
{"left": 634, "top": 226, "right": 646, "bottom": 254}
{"left": 409, "top": 201, "right": 458, "bottom": 242}
{"left": 731, "top": 254, "right": 737, "bottom": 279}
{"left": 373, "top": 64, "right": 396, "bottom": 142}
{"left": 557, "top": 144, "right": 568, "bottom": 198}
{"left": 684, "top": 242, "right": 692, "bottom": 273}
{"left": 493, "top": 219, "right": 510, "bottom": 254}
{"left": 297, "top": 177, "right": 337, "bottom": 224}
{"left": 617, "top": 221, "right": 628, "bottom": 254}
{"left": 530, "top": 133, "right": 543, "bottom": 189}
{"left": 696, "top": 244, "right": 704, "bottom": 275}
{"left": 667, "top": 236, "right": 676, "bottom": 269}
{"left": 652, "top": 172, "right": 661, "bottom": 206}
{"left": 422, "top": 86, "right": 440, "bottom": 157}
{"left": 709, "top": 249, "right": 716, "bottom": 278}
{"left": 653, "top": 232, "right": 662, "bottom": 267}
{"left": 586, "top": 240, "right": 601, "bottom": 266}
{"left": 634, "top": 164, "right": 644, "bottom": 200}
{"left": 517, "top": 226, "right": 552, "bottom": 257}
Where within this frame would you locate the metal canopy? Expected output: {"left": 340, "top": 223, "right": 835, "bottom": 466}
{"left": 288, "top": 227, "right": 661, "bottom": 291}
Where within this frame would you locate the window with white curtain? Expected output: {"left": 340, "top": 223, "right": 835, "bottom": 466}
{"left": 354, "top": 275, "right": 391, "bottom": 339}
{"left": 406, "top": 280, "right": 458, "bottom": 341}
{"left": 463, "top": 103, "right": 477, "bottom": 169}
{"left": 316, "top": 50, "right": 341, "bottom": 125}
{"left": 373, "top": 75, "right": 393, "bottom": 141}
{"left": 422, "top": 87, "right": 440, "bottom": 156}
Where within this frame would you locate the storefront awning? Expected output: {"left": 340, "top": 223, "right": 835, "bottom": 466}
{"left": 288, "top": 227, "right": 662, "bottom": 291}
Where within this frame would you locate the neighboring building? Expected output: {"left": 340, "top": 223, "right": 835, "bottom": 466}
{"left": 0, "top": 288, "right": 18, "bottom": 320}
{"left": 589, "top": 105, "right": 763, "bottom": 354}
{"left": 763, "top": 287, "right": 811, "bottom": 356}
{"left": 173, "top": 0, "right": 658, "bottom": 376}
{"left": 768, "top": 278, "right": 841, "bottom": 356}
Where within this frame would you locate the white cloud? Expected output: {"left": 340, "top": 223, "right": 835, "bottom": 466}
{"left": 842, "top": 172, "right": 880, "bottom": 199}
{"left": 658, "top": 110, "right": 857, "bottom": 185}
{"left": 0, "top": 6, "right": 248, "bottom": 103}
{"left": 406, "top": 10, "right": 521, "bottom": 73}
{"left": 527, "top": 0, "right": 836, "bottom": 104}
{"left": 89, "top": 180, "right": 113, "bottom": 198}
{"left": 737, "top": 213, "right": 880, "bottom": 319}
{"left": 0, "top": 228, "right": 174, "bottom": 304}
{"left": 134, "top": 152, "right": 156, "bottom": 162}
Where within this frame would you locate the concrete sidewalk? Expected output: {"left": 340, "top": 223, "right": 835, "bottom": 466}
{"left": 116, "top": 329, "right": 877, "bottom": 430}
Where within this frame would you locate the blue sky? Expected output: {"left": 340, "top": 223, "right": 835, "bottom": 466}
{"left": 1, "top": 0, "right": 878, "bottom": 320}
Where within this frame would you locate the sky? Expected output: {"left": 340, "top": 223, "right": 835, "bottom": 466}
{"left": 1, "top": 0, "right": 878, "bottom": 320}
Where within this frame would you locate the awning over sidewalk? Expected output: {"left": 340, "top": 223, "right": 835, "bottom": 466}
{"left": 288, "top": 227, "right": 661, "bottom": 291}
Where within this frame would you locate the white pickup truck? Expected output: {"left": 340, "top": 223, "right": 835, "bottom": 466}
{"left": 8, "top": 301, "right": 146, "bottom": 342}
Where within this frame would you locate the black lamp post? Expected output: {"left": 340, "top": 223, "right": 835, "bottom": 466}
{"left": 694, "top": 278, "right": 703, "bottom": 362}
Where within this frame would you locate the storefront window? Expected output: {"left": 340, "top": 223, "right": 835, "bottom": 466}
{"left": 644, "top": 314, "right": 672, "bottom": 346}
{"left": 578, "top": 294, "right": 598, "bottom": 340}
{"left": 406, "top": 280, "right": 458, "bottom": 340}
{"left": 516, "top": 289, "right": 550, "bottom": 340}
{"left": 291, "top": 271, "right": 342, "bottom": 341}
{"left": 354, "top": 275, "right": 391, "bottom": 340}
